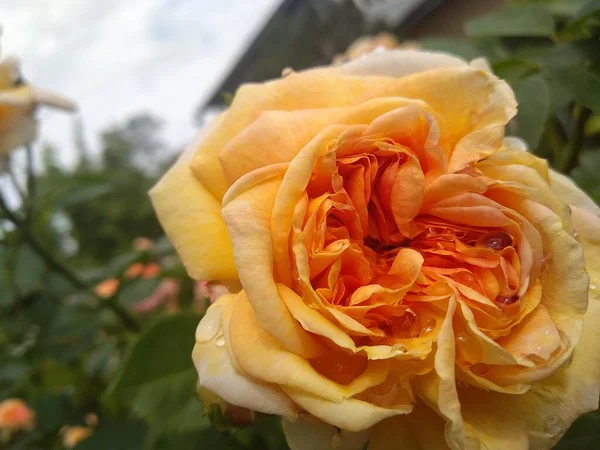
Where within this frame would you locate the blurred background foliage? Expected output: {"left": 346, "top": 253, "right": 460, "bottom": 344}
{"left": 1, "top": 0, "right": 600, "bottom": 449}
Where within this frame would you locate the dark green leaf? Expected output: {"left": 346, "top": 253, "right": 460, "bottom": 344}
{"left": 108, "top": 313, "right": 205, "bottom": 433}
{"left": 148, "top": 428, "right": 243, "bottom": 450}
{"left": 548, "top": 66, "right": 600, "bottom": 112}
{"left": 554, "top": 409, "right": 600, "bottom": 449}
{"left": 493, "top": 58, "right": 539, "bottom": 83}
{"left": 513, "top": 75, "right": 551, "bottom": 151}
{"left": 54, "top": 183, "right": 112, "bottom": 208}
{"left": 571, "top": 150, "right": 600, "bottom": 204}
{"left": 74, "top": 421, "right": 147, "bottom": 450}
{"left": 30, "top": 392, "right": 76, "bottom": 433}
{"left": 131, "top": 369, "right": 208, "bottom": 433}
{"left": 465, "top": 6, "right": 555, "bottom": 38}
{"left": 117, "top": 278, "right": 161, "bottom": 309}
{"left": 578, "top": 0, "right": 600, "bottom": 17}
{"left": 15, "top": 244, "right": 46, "bottom": 296}
{"left": 544, "top": 74, "right": 574, "bottom": 112}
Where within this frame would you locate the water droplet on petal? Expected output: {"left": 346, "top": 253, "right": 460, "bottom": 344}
{"left": 535, "top": 345, "right": 543, "bottom": 352}
{"left": 495, "top": 294, "right": 519, "bottom": 306}
{"left": 215, "top": 334, "right": 225, "bottom": 347}
{"left": 457, "top": 333, "right": 470, "bottom": 344}
{"left": 591, "top": 283, "right": 597, "bottom": 291}
{"left": 544, "top": 416, "right": 563, "bottom": 438}
{"left": 195, "top": 305, "right": 222, "bottom": 343}
{"left": 471, "top": 363, "right": 489, "bottom": 375}
{"left": 480, "top": 231, "right": 513, "bottom": 250}
{"left": 391, "top": 344, "right": 407, "bottom": 356}
{"left": 424, "top": 318, "right": 436, "bottom": 333}
{"left": 544, "top": 330, "right": 551, "bottom": 336}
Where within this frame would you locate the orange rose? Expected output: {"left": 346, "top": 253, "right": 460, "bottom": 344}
{"left": 94, "top": 278, "right": 119, "bottom": 298}
{"left": 151, "top": 50, "right": 600, "bottom": 449}
{"left": 62, "top": 426, "right": 92, "bottom": 448}
{"left": 0, "top": 399, "right": 35, "bottom": 433}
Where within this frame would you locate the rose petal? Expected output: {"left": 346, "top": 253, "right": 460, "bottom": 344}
{"left": 150, "top": 118, "right": 237, "bottom": 281}
{"left": 192, "top": 295, "right": 299, "bottom": 417}
{"left": 283, "top": 415, "right": 370, "bottom": 450}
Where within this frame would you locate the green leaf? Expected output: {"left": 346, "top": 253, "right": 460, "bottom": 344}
{"left": 131, "top": 369, "right": 209, "bottom": 433}
{"left": 30, "top": 392, "right": 76, "bottom": 433}
{"left": 15, "top": 244, "right": 46, "bottom": 296}
{"left": 419, "top": 39, "right": 484, "bottom": 60}
{"left": 571, "top": 150, "right": 600, "bottom": 204}
{"left": 548, "top": 66, "right": 600, "bottom": 112}
{"left": 493, "top": 58, "right": 538, "bottom": 83}
{"left": 465, "top": 6, "right": 555, "bottom": 38}
{"left": 117, "top": 278, "right": 161, "bottom": 308}
{"left": 54, "top": 183, "right": 112, "bottom": 208}
{"left": 513, "top": 75, "right": 551, "bottom": 151}
{"left": 554, "top": 409, "right": 600, "bottom": 449}
{"left": 578, "top": 0, "right": 600, "bottom": 17}
{"left": 74, "top": 421, "right": 147, "bottom": 450}
{"left": 545, "top": 0, "right": 589, "bottom": 17}
{"left": 148, "top": 428, "right": 243, "bottom": 450}
{"left": 108, "top": 313, "right": 206, "bottom": 433}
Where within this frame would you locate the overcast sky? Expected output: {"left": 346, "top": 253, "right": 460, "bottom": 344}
{"left": 0, "top": 0, "right": 281, "bottom": 167}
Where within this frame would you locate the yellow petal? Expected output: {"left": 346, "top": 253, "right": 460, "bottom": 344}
{"left": 0, "top": 56, "right": 19, "bottom": 89}
{"left": 412, "top": 296, "right": 467, "bottom": 450}
{"left": 220, "top": 97, "right": 432, "bottom": 186}
{"left": 149, "top": 122, "right": 237, "bottom": 281}
{"left": 0, "top": 110, "right": 35, "bottom": 155}
{"left": 549, "top": 169, "right": 600, "bottom": 217}
{"left": 339, "top": 49, "right": 467, "bottom": 77}
{"left": 196, "top": 64, "right": 515, "bottom": 200}
{"left": 458, "top": 298, "right": 600, "bottom": 449}
{"left": 228, "top": 292, "right": 388, "bottom": 403}
{"left": 221, "top": 167, "right": 325, "bottom": 357}
{"left": 368, "top": 404, "right": 451, "bottom": 450}
{"left": 549, "top": 169, "right": 600, "bottom": 303}
{"left": 193, "top": 295, "right": 299, "bottom": 416}
{"left": 283, "top": 415, "right": 369, "bottom": 450}
{"left": 282, "top": 386, "right": 412, "bottom": 433}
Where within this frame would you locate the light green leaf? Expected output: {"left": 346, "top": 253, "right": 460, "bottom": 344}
{"left": 419, "top": 39, "right": 483, "bottom": 60}
{"left": 465, "top": 6, "right": 555, "bottom": 37}
{"left": 548, "top": 66, "right": 600, "bottom": 112}
{"left": 513, "top": 75, "right": 551, "bottom": 151}
{"left": 545, "top": 0, "right": 589, "bottom": 17}
{"left": 107, "top": 313, "right": 206, "bottom": 433}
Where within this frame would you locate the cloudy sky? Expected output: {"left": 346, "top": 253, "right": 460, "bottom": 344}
{"left": 0, "top": 0, "right": 281, "bottom": 167}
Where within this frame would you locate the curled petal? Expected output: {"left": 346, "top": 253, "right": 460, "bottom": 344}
{"left": 193, "top": 295, "right": 299, "bottom": 417}
{"left": 150, "top": 122, "right": 237, "bottom": 281}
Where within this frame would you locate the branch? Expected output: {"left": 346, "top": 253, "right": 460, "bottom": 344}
{"left": 25, "top": 145, "right": 36, "bottom": 221}
{"left": 0, "top": 192, "right": 139, "bottom": 332}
